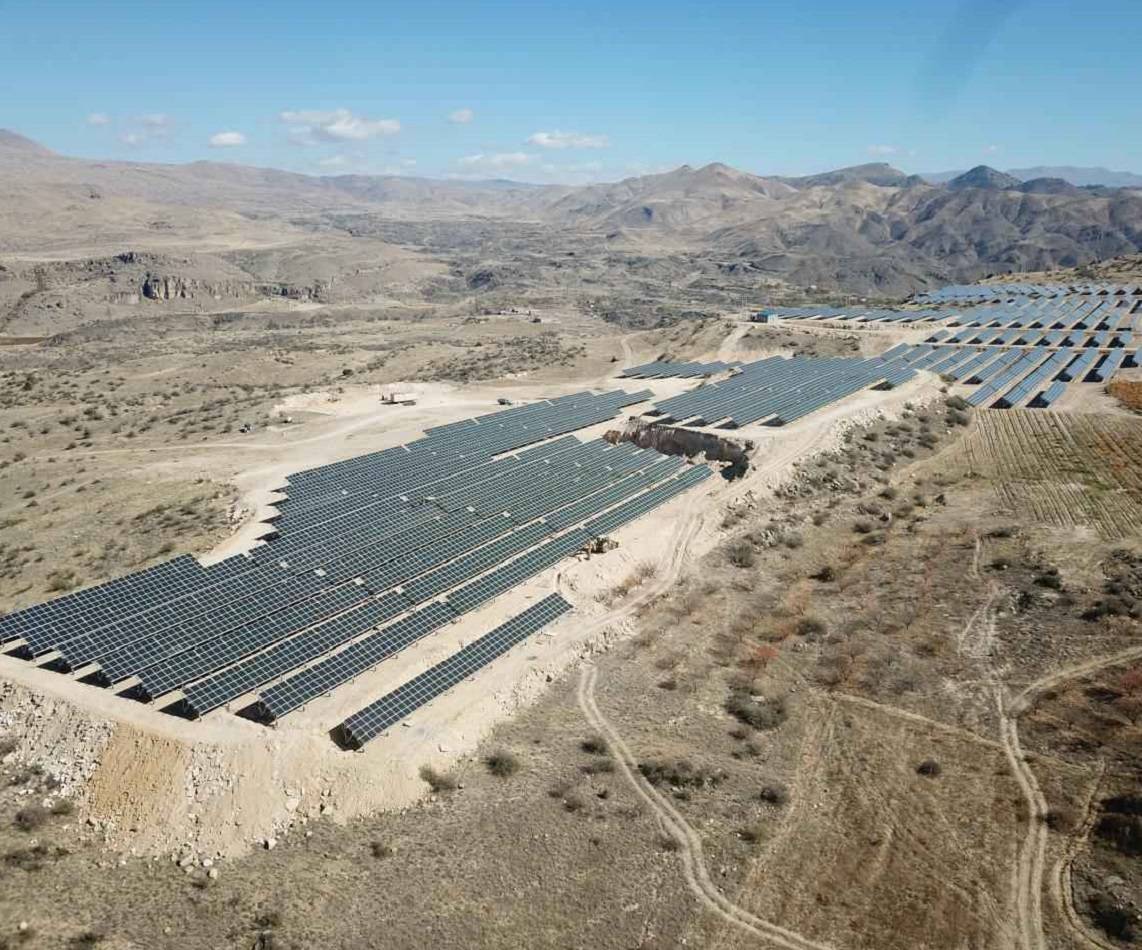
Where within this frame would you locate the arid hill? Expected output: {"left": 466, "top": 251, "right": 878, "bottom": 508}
{"left": 2, "top": 131, "right": 1142, "bottom": 303}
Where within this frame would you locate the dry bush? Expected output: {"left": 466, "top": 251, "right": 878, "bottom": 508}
{"left": 723, "top": 538, "right": 755, "bottom": 568}
{"left": 418, "top": 765, "right": 458, "bottom": 793}
{"left": 484, "top": 750, "right": 520, "bottom": 778}
{"left": 725, "top": 691, "right": 787, "bottom": 730}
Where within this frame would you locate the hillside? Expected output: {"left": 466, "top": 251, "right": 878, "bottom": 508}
{"left": 2, "top": 130, "right": 1141, "bottom": 299}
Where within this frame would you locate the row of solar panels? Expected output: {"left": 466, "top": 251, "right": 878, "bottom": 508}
{"left": 619, "top": 360, "right": 738, "bottom": 379}
{"left": 754, "top": 305, "right": 950, "bottom": 324}
{"left": 915, "top": 284, "right": 1142, "bottom": 301}
{"left": 878, "top": 343, "right": 1131, "bottom": 409}
{"left": 926, "top": 328, "right": 1134, "bottom": 347}
{"left": 941, "top": 308, "right": 1136, "bottom": 333}
{"left": 644, "top": 354, "right": 915, "bottom": 429}
{"left": 283, "top": 389, "right": 648, "bottom": 504}
{"left": 336, "top": 593, "right": 573, "bottom": 749}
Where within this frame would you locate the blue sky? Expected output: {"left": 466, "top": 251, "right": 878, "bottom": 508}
{"left": 1, "top": 0, "right": 1138, "bottom": 183}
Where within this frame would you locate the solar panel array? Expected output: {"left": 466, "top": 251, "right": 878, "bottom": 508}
{"left": 337, "top": 593, "right": 573, "bottom": 749}
{"left": 644, "top": 354, "right": 916, "bottom": 429}
{"left": 619, "top": 360, "right": 738, "bottom": 379}
{"left": 754, "top": 305, "right": 952, "bottom": 324}
{"left": 749, "top": 287, "right": 1136, "bottom": 414}
{"left": 878, "top": 341, "right": 1136, "bottom": 409}
{"left": 0, "top": 388, "right": 713, "bottom": 732}
{"left": 914, "top": 283, "right": 1142, "bottom": 302}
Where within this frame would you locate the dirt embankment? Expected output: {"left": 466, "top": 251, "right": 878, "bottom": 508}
{"left": 607, "top": 419, "right": 753, "bottom": 476}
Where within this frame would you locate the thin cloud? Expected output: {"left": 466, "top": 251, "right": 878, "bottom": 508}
{"left": 208, "top": 131, "right": 247, "bottom": 148}
{"left": 118, "top": 113, "right": 174, "bottom": 147}
{"left": 458, "top": 152, "right": 534, "bottom": 170}
{"left": 527, "top": 130, "right": 609, "bottom": 149}
{"left": 280, "top": 108, "right": 400, "bottom": 143}
{"left": 448, "top": 108, "right": 474, "bottom": 124}
{"left": 85, "top": 112, "right": 111, "bottom": 127}
{"left": 867, "top": 144, "right": 899, "bottom": 156}
{"left": 139, "top": 113, "right": 172, "bottom": 130}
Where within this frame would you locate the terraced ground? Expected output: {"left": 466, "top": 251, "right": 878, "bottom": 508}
{"left": 961, "top": 409, "right": 1142, "bottom": 537}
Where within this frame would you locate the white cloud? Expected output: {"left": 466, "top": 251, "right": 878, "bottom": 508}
{"left": 448, "top": 108, "right": 474, "bottom": 124}
{"left": 279, "top": 107, "right": 400, "bottom": 143}
{"left": 139, "top": 113, "right": 172, "bottom": 130}
{"left": 119, "top": 131, "right": 144, "bottom": 147}
{"left": 318, "top": 154, "right": 350, "bottom": 168}
{"left": 458, "top": 152, "right": 534, "bottom": 171}
{"left": 208, "top": 131, "right": 247, "bottom": 148}
{"left": 527, "top": 130, "right": 609, "bottom": 149}
{"left": 984, "top": 144, "right": 1002, "bottom": 154}
{"left": 85, "top": 112, "right": 111, "bottom": 127}
{"left": 867, "top": 144, "right": 899, "bottom": 156}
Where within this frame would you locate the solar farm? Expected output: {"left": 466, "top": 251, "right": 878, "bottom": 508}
{"left": 756, "top": 283, "right": 1139, "bottom": 411}
{"left": 3, "top": 280, "right": 1136, "bottom": 758}
{"left": 0, "top": 389, "right": 714, "bottom": 748}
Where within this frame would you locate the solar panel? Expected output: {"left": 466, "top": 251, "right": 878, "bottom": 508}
{"left": 254, "top": 601, "right": 459, "bottom": 722}
{"left": 336, "top": 593, "right": 572, "bottom": 748}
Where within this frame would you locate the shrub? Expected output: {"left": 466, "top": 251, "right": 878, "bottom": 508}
{"left": 562, "top": 793, "right": 586, "bottom": 813}
{"left": 781, "top": 531, "right": 803, "bottom": 550}
{"left": 1094, "top": 813, "right": 1142, "bottom": 856}
{"left": 944, "top": 395, "right": 969, "bottom": 411}
{"left": 418, "top": 765, "right": 457, "bottom": 793}
{"left": 580, "top": 735, "right": 608, "bottom": 755}
{"left": 0, "top": 736, "right": 16, "bottom": 757}
{"left": 724, "top": 539, "right": 755, "bottom": 568}
{"left": 1034, "top": 571, "right": 1062, "bottom": 590}
{"left": 725, "top": 691, "right": 787, "bottom": 731}
{"left": 1087, "top": 893, "right": 1135, "bottom": 941}
{"left": 13, "top": 805, "right": 48, "bottom": 831}
{"left": 638, "top": 759, "right": 722, "bottom": 789}
{"left": 484, "top": 750, "right": 520, "bottom": 778}
{"left": 916, "top": 759, "right": 941, "bottom": 778}
{"left": 796, "top": 616, "right": 827, "bottom": 637}
{"left": 852, "top": 519, "right": 873, "bottom": 534}
{"left": 369, "top": 841, "right": 395, "bottom": 859}
{"left": 759, "top": 784, "right": 789, "bottom": 806}
{"left": 50, "top": 799, "right": 74, "bottom": 816}
{"left": 811, "top": 564, "right": 836, "bottom": 582}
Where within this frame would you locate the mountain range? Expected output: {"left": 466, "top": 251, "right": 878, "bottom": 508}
{"left": 2, "top": 129, "right": 1141, "bottom": 298}
{"left": 924, "top": 164, "right": 1142, "bottom": 189}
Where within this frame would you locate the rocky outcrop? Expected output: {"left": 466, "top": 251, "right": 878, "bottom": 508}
{"left": 606, "top": 419, "right": 753, "bottom": 477}
{"left": 141, "top": 272, "right": 329, "bottom": 303}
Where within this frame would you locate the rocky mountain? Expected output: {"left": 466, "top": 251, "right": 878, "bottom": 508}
{"left": 946, "top": 166, "right": 1023, "bottom": 191}
{"left": 778, "top": 163, "right": 922, "bottom": 189}
{"left": 925, "top": 165, "right": 1142, "bottom": 189}
{"left": 541, "top": 163, "right": 795, "bottom": 232}
{"left": 2, "top": 130, "right": 1141, "bottom": 298}
{"left": 1018, "top": 177, "right": 1084, "bottom": 196}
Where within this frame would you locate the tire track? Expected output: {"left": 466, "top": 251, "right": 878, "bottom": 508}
{"left": 577, "top": 663, "right": 833, "bottom": 950}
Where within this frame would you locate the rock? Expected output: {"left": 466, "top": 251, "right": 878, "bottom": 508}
{"left": 201, "top": 858, "right": 213, "bottom": 869}
{"left": 285, "top": 797, "right": 300, "bottom": 813}
{"left": 264, "top": 838, "right": 276, "bottom": 851}
{"left": 208, "top": 868, "right": 219, "bottom": 880}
